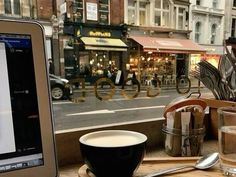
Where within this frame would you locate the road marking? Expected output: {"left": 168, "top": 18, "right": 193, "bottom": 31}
{"left": 66, "top": 105, "right": 165, "bottom": 116}
{"left": 68, "top": 109, "right": 115, "bottom": 116}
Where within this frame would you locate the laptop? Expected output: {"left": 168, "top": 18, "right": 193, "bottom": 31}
{"left": 0, "top": 20, "right": 58, "bottom": 177}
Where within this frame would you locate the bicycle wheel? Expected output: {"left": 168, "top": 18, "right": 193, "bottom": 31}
{"left": 121, "top": 78, "right": 140, "bottom": 99}
{"left": 94, "top": 77, "right": 115, "bottom": 101}
{"left": 176, "top": 76, "right": 191, "bottom": 94}
{"left": 147, "top": 79, "right": 161, "bottom": 97}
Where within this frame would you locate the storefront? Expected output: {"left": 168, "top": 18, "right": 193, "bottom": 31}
{"left": 63, "top": 23, "right": 127, "bottom": 84}
{"left": 128, "top": 36, "right": 206, "bottom": 86}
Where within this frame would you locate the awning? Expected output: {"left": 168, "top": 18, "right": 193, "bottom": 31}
{"left": 130, "top": 36, "right": 206, "bottom": 54}
{"left": 80, "top": 37, "right": 127, "bottom": 51}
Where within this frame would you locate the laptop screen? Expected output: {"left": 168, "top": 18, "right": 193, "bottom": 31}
{"left": 0, "top": 34, "right": 43, "bottom": 172}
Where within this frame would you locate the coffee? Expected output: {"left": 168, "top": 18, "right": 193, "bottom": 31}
{"left": 80, "top": 130, "right": 147, "bottom": 147}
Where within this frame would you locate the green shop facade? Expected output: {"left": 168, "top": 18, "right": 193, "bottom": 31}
{"left": 62, "top": 22, "right": 128, "bottom": 84}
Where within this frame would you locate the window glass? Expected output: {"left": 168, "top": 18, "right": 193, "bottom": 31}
{"left": 177, "top": 7, "right": 185, "bottom": 30}
{"left": 4, "top": 0, "right": 12, "bottom": 14}
{"left": 128, "top": 0, "right": 135, "bottom": 6}
{"left": 128, "top": 9, "right": 135, "bottom": 24}
{"left": 178, "top": 15, "right": 184, "bottom": 29}
{"left": 196, "top": 0, "right": 201, "bottom": 5}
{"left": 13, "top": 0, "right": 20, "bottom": 15}
{"left": 155, "top": 0, "right": 161, "bottom": 9}
{"left": 212, "top": 0, "right": 217, "bottom": 8}
{"left": 139, "top": 9, "right": 146, "bottom": 25}
{"left": 211, "top": 24, "right": 217, "bottom": 44}
{"left": 154, "top": 0, "right": 170, "bottom": 27}
{"left": 163, "top": 12, "right": 169, "bottom": 27}
{"left": 195, "top": 22, "right": 201, "bottom": 43}
{"left": 139, "top": 1, "right": 146, "bottom": 26}
{"left": 163, "top": 0, "right": 169, "bottom": 9}
{"left": 140, "top": 1, "right": 146, "bottom": 8}
{"left": 234, "top": 0, "right": 236, "bottom": 7}
{"left": 154, "top": 11, "right": 161, "bottom": 26}
{"left": 231, "top": 19, "right": 236, "bottom": 37}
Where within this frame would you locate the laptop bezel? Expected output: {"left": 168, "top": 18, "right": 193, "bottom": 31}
{"left": 0, "top": 19, "right": 58, "bottom": 177}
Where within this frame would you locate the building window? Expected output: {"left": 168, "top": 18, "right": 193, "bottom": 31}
{"left": 233, "top": 0, "right": 236, "bottom": 7}
{"left": 73, "top": 0, "right": 84, "bottom": 22}
{"left": 98, "top": 0, "right": 109, "bottom": 24}
{"left": 154, "top": 0, "right": 170, "bottom": 27}
{"left": 231, "top": 19, "right": 236, "bottom": 37}
{"left": 128, "top": 0, "right": 136, "bottom": 25}
{"left": 173, "top": 6, "right": 188, "bottom": 30}
{"left": 211, "top": 24, "right": 217, "bottom": 44}
{"left": 212, "top": 0, "right": 218, "bottom": 8}
{"left": 4, "top": 0, "right": 20, "bottom": 15}
{"left": 195, "top": 22, "right": 201, "bottom": 43}
{"left": 178, "top": 7, "right": 185, "bottom": 30}
{"left": 196, "top": 0, "right": 201, "bottom": 5}
{"left": 139, "top": 1, "right": 146, "bottom": 25}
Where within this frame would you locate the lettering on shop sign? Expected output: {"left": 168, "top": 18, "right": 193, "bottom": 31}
{"left": 89, "top": 31, "right": 111, "bottom": 37}
{"left": 67, "top": 76, "right": 192, "bottom": 103}
{"left": 67, "top": 77, "right": 161, "bottom": 103}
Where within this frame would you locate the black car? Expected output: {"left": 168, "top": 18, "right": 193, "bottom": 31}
{"left": 49, "top": 74, "right": 72, "bottom": 100}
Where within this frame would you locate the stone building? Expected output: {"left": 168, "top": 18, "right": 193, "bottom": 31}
{"left": 0, "top": 0, "right": 55, "bottom": 72}
{"left": 189, "top": 0, "right": 225, "bottom": 68}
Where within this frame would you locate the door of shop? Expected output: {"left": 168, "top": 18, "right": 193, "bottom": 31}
{"left": 176, "top": 54, "right": 186, "bottom": 78}
{"left": 64, "top": 49, "right": 77, "bottom": 79}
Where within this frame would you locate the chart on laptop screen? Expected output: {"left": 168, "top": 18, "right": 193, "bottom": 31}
{"left": 0, "top": 34, "right": 43, "bottom": 172}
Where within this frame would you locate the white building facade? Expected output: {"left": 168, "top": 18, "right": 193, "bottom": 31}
{"left": 189, "top": 0, "right": 225, "bottom": 68}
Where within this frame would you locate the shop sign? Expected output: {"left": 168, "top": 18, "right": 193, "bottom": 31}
{"left": 95, "top": 38, "right": 108, "bottom": 44}
{"left": 89, "top": 31, "right": 111, "bottom": 37}
{"left": 155, "top": 40, "right": 183, "bottom": 47}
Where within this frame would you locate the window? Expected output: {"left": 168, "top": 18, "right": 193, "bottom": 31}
{"left": 234, "top": 0, "right": 236, "bottom": 7}
{"left": 4, "top": 0, "right": 20, "bottom": 15}
{"left": 139, "top": 1, "right": 146, "bottom": 25}
{"left": 173, "top": 6, "right": 188, "bottom": 30}
{"left": 232, "top": 19, "right": 236, "bottom": 37}
{"left": 98, "top": 0, "right": 109, "bottom": 24}
{"left": 196, "top": 0, "right": 201, "bottom": 5}
{"left": 178, "top": 7, "right": 185, "bottom": 30}
{"left": 154, "top": 0, "right": 170, "bottom": 27}
{"left": 73, "top": 0, "right": 84, "bottom": 22}
{"left": 212, "top": 0, "right": 218, "bottom": 8}
{"left": 211, "top": 24, "right": 217, "bottom": 44}
{"left": 195, "top": 22, "right": 201, "bottom": 43}
{"left": 128, "top": 0, "right": 136, "bottom": 25}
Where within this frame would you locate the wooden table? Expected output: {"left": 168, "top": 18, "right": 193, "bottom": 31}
{"left": 60, "top": 140, "right": 222, "bottom": 177}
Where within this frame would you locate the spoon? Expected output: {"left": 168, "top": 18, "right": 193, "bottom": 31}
{"left": 143, "top": 152, "right": 219, "bottom": 177}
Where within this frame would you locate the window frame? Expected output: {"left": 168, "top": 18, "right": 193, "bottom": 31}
{"left": 233, "top": 0, "right": 236, "bottom": 7}
{"left": 212, "top": 0, "right": 218, "bottom": 9}
{"left": 210, "top": 23, "right": 217, "bottom": 44}
{"left": 174, "top": 5, "right": 188, "bottom": 30}
{"left": 196, "top": 0, "right": 201, "bottom": 6}
{"left": 195, "top": 21, "right": 201, "bottom": 43}
{"left": 231, "top": 18, "right": 236, "bottom": 38}
{"left": 154, "top": 0, "right": 170, "bottom": 27}
{"left": 4, "top": 0, "right": 21, "bottom": 16}
{"left": 138, "top": 0, "right": 147, "bottom": 26}
{"left": 127, "top": 0, "right": 136, "bottom": 25}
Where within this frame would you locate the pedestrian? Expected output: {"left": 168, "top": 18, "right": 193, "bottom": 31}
{"left": 48, "top": 58, "right": 54, "bottom": 74}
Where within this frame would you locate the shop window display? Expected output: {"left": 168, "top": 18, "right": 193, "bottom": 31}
{"left": 129, "top": 52, "right": 175, "bottom": 86}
